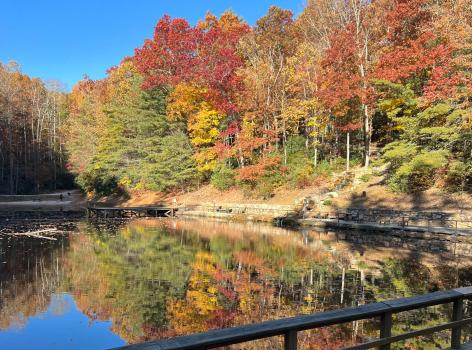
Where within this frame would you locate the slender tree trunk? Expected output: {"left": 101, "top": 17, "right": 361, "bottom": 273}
{"left": 283, "top": 127, "right": 287, "bottom": 166}
{"left": 346, "top": 132, "right": 350, "bottom": 172}
{"left": 314, "top": 146, "right": 318, "bottom": 168}
{"left": 8, "top": 125, "right": 14, "bottom": 194}
{"left": 364, "top": 107, "right": 371, "bottom": 168}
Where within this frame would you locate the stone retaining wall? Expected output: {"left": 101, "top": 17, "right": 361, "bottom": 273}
{"left": 313, "top": 208, "right": 472, "bottom": 229}
{"left": 178, "top": 203, "right": 296, "bottom": 220}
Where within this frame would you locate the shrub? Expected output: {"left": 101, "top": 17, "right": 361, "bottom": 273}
{"left": 285, "top": 135, "right": 307, "bottom": 155}
{"left": 359, "top": 172, "right": 372, "bottom": 183}
{"left": 323, "top": 198, "right": 332, "bottom": 206}
{"left": 211, "top": 164, "right": 236, "bottom": 191}
{"left": 287, "top": 151, "right": 314, "bottom": 188}
{"left": 236, "top": 154, "right": 286, "bottom": 198}
{"left": 288, "top": 164, "right": 313, "bottom": 188}
{"left": 254, "top": 179, "right": 277, "bottom": 199}
{"left": 445, "top": 161, "right": 472, "bottom": 192}
{"left": 313, "top": 160, "right": 334, "bottom": 177}
{"left": 389, "top": 150, "right": 449, "bottom": 192}
{"left": 77, "top": 169, "right": 121, "bottom": 197}
{"left": 331, "top": 157, "right": 348, "bottom": 172}
{"left": 382, "top": 141, "right": 418, "bottom": 170}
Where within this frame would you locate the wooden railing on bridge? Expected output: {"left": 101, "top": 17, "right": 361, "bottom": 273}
{"left": 112, "top": 287, "right": 472, "bottom": 350}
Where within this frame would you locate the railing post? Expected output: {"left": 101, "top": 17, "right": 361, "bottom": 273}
{"left": 379, "top": 311, "right": 392, "bottom": 350}
{"left": 284, "top": 330, "right": 297, "bottom": 350}
{"left": 451, "top": 298, "right": 463, "bottom": 349}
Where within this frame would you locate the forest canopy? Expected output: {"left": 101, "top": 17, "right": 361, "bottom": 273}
{"left": 2, "top": 0, "right": 471, "bottom": 195}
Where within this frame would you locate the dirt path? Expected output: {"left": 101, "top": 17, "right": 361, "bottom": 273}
{"left": 0, "top": 190, "right": 85, "bottom": 211}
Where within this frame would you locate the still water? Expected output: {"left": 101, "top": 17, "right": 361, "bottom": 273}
{"left": 1, "top": 218, "right": 471, "bottom": 349}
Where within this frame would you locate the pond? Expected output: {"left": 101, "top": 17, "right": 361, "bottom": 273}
{"left": 0, "top": 218, "right": 471, "bottom": 349}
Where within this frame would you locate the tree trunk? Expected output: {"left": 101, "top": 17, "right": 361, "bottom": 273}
{"left": 364, "top": 107, "right": 371, "bottom": 168}
{"left": 314, "top": 146, "right": 318, "bottom": 168}
{"left": 346, "top": 132, "right": 350, "bottom": 172}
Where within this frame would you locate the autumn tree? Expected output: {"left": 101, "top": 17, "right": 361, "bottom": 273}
{"left": 0, "top": 61, "right": 70, "bottom": 194}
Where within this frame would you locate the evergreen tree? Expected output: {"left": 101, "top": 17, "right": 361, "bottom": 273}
{"left": 77, "top": 62, "right": 198, "bottom": 195}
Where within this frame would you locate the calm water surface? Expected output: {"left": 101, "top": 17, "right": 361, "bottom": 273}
{"left": 1, "top": 218, "right": 471, "bottom": 349}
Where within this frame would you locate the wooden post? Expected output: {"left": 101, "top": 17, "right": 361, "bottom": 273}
{"left": 284, "top": 330, "right": 297, "bottom": 350}
{"left": 379, "top": 311, "right": 392, "bottom": 350}
{"left": 451, "top": 298, "right": 463, "bottom": 349}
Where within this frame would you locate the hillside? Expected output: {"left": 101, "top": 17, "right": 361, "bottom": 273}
{"left": 109, "top": 166, "right": 472, "bottom": 217}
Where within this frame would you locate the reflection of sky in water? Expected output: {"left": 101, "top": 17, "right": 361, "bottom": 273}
{"left": 0, "top": 293, "right": 125, "bottom": 350}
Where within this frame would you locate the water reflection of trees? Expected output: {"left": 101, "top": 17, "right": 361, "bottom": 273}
{"left": 2, "top": 219, "right": 471, "bottom": 349}
{"left": 66, "top": 219, "right": 472, "bottom": 349}
{"left": 66, "top": 222, "right": 198, "bottom": 342}
{"left": 0, "top": 235, "right": 67, "bottom": 329}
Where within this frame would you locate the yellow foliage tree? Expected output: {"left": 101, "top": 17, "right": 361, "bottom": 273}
{"left": 167, "top": 84, "right": 224, "bottom": 175}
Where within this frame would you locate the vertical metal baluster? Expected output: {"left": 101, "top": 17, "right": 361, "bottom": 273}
{"left": 284, "top": 330, "right": 298, "bottom": 350}
{"left": 379, "top": 311, "right": 392, "bottom": 350}
{"left": 452, "top": 298, "right": 464, "bottom": 349}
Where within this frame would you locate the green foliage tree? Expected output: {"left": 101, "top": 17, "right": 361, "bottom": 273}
{"left": 72, "top": 62, "right": 199, "bottom": 195}
{"left": 211, "top": 163, "right": 236, "bottom": 191}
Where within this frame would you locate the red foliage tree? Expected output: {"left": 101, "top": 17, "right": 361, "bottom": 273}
{"left": 374, "top": 0, "right": 454, "bottom": 86}
{"left": 134, "top": 15, "right": 199, "bottom": 88}
{"left": 134, "top": 12, "right": 249, "bottom": 113}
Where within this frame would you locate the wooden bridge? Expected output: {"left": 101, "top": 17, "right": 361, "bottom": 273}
{"left": 112, "top": 287, "right": 472, "bottom": 350}
{"left": 86, "top": 205, "right": 177, "bottom": 218}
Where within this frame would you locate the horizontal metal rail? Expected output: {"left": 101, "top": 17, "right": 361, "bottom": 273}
{"left": 111, "top": 287, "right": 472, "bottom": 350}
{"left": 345, "top": 318, "right": 472, "bottom": 350}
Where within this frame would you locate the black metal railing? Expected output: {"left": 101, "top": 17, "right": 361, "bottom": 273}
{"left": 112, "top": 287, "right": 472, "bottom": 350}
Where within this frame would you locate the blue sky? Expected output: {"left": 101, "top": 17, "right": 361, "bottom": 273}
{"left": 0, "top": 0, "right": 304, "bottom": 90}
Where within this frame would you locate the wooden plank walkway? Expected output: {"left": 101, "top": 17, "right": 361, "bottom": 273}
{"left": 112, "top": 287, "right": 472, "bottom": 350}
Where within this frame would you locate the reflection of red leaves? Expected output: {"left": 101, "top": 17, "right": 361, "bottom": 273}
{"left": 298, "top": 326, "right": 361, "bottom": 350}
{"left": 218, "top": 286, "right": 238, "bottom": 301}
{"left": 205, "top": 310, "right": 237, "bottom": 330}
{"left": 234, "top": 251, "right": 265, "bottom": 267}
{"left": 141, "top": 325, "right": 177, "bottom": 342}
